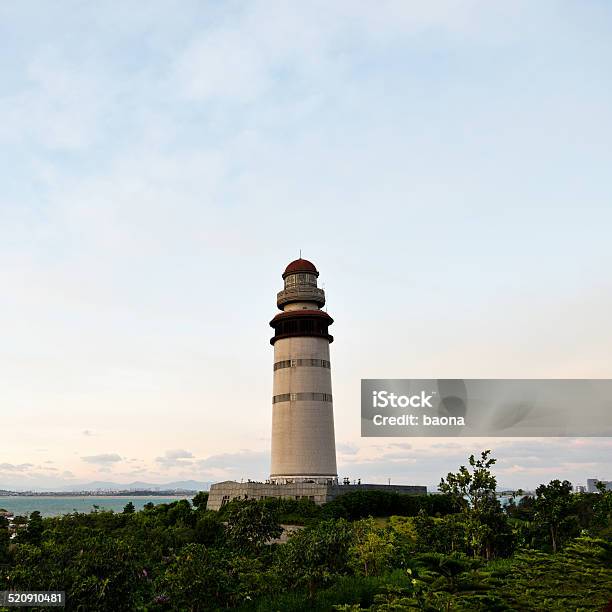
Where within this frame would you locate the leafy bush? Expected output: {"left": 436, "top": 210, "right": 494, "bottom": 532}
{"left": 321, "top": 491, "right": 455, "bottom": 521}
{"left": 2, "top": 451, "right": 612, "bottom": 610}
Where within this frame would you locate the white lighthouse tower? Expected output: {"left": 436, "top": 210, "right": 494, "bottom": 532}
{"left": 269, "top": 258, "right": 338, "bottom": 484}
{"left": 205, "top": 258, "right": 427, "bottom": 510}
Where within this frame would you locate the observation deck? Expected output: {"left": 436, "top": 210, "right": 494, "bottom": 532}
{"left": 276, "top": 286, "right": 325, "bottom": 309}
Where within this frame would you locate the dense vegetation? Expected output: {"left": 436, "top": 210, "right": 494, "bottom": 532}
{"left": 1, "top": 451, "right": 611, "bottom": 611}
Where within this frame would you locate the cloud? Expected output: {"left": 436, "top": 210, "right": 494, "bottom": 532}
{"left": 176, "top": 28, "right": 269, "bottom": 102}
{"left": 0, "top": 49, "right": 112, "bottom": 151}
{"left": 82, "top": 430, "right": 95, "bottom": 437}
{"left": 34, "top": 464, "right": 59, "bottom": 472}
{"left": 337, "top": 443, "right": 359, "bottom": 456}
{"left": 0, "top": 463, "right": 34, "bottom": 472}
{"left": 164, "top": 449, "right": 194, "bottom": 460}
{"left": 81, "top": 453, "right": 122, "bottom": 465}
{"left": 194, "top": 450, "right": 269, "bottom": 480}
{"left": 334, "top": 438, "right": 612, "bottom": 491}
{"left": 171, "top": 0, "right": 511, "bottom": 105}
{"left": 155, "top": 449, "right": 195, "bottom": 468}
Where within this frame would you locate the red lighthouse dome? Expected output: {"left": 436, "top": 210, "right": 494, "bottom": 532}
{"left": 282, "top": 258, "right": 319, "bottom": 278}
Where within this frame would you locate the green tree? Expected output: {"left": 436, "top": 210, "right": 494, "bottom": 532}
{"left": 416, "top": 551, "right": 482, "bottom": 594}
{"left": 18, "top": 511, "right": 44, "bottom": 546}
{"left": 5, "top": 535, "right": 150, "bottom": 611}
{"left": 592, "top": 481, "right": 612, "bottom": 536}
{"left": 277, "top": 518, "right": 353, "bottom": 597}
{"left": 191, "top": 491, "right": 209, "bottom": 510}
{"left": 165, "top": 499, "right": 196, "bottom": 528}
{"left": 0, "top": 517, "right": 9, "bottom": 564}
{"left": 157, "top": 543, "right": 231, "bottom": 610}
{"left": 348, "top": 517, "right": 396, "bottom": 576}
{"left": 123, "top": 501, "right": 135, "bottom": 514}
{"left": 505, "top": 494, "right": 535, "bottom": 521}
{"left": 534, "top": 479, "right": 575, "bottom": 552}
{"left": 439, "top": 450, "right": 513, "bottom": 558}
{"left": 224, "top": 499, "right": 282, "bottom": 553}
{"left": 412, "top": 511, "right": 468, "bottom": 555}
{"left": 439, "top": 450, "right": 497, "bottom": 514}
{"left": 194, "top": 511, "right": 225, "bottom": 547}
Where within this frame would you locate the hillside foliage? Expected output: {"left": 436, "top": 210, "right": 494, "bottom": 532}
{"left": 1, "top": 452, "right": 611, "bottom": 611}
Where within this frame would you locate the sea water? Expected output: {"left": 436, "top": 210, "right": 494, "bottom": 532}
{"left": 0, "top": 495, "right": 192, "bottom": 517}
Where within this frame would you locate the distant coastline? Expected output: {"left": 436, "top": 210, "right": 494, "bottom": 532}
{"left": 0, "top": 480, "right": 211, "bottom": 497}
{"left": 0, "top": 489, "right": 197, "bottom": 497}
{"left": 0, "top": 494, "right": 195, "bottom": 517}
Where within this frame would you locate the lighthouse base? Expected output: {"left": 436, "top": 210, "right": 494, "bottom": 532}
{"left": 270, "top": 475, "right": 338, "bottom": 485}
{"left": 206, "top": 480, "right": 427, "bottom": 511}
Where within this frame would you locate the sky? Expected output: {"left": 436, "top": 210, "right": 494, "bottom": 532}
{"left": 1, "top": 1, "right": 612, "bottom": 491}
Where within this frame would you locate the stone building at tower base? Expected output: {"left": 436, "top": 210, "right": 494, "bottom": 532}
{"left": 206, "top": 480, "right": 427, "bottom": 511}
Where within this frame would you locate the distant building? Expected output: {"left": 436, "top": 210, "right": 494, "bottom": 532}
{"left": 587, "top": 478, "right": 612, "bottom": 493}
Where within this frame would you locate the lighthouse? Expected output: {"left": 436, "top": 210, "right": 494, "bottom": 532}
{"left": 269, "top": 258, "right": 338, "bottom": 484}
{"left": 205, "top": 258, "right": 427, "bottom": 511}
